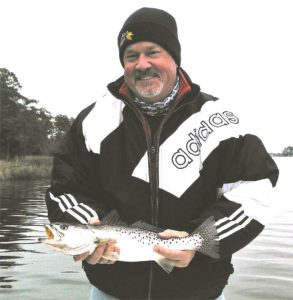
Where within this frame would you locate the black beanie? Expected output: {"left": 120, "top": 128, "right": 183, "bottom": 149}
{"left": 118, "top": 7, "right": 181, "bottom": 66}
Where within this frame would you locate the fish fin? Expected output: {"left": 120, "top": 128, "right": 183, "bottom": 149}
{"left": 191, "top": 217, "right": 220, "bottom": 259}
{"left": 101, "top": 210, "right": 127, "bottom": 226}
{"left": 131, "top": 221, "right": 163, "bottom": 233}
{"left": 102, "top": 210, "right": 163, "bottom": 232}
{"left": 156, "top": 258, "right": 176, "bottom": 274}
{"left": 102, "top": 252, "right": 119, "bottom": 261}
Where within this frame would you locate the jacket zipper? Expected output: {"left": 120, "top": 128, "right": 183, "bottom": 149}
{"left": 124, "top": 109, "right": 156, "bottom": 300}
{"left": 146, "top": 92, "right": 198, "bottom": 298}
{"left": 121, "top": 105, "right": 159, "bottom": 300}
{"left": 146, "top": 103, "right": 189, "bottom": 299}
{"left": 118, "top": 90, "right": 194, "bottom": 299}
{"left": 147, "top": 142, "right": 158, "bottom": 300}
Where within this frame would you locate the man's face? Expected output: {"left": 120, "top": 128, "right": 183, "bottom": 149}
{"left": 123, "top": 41, "right": 177, "bottom": 103}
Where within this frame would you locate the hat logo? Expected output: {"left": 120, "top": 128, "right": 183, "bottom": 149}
{"left": 120, "top": 31, "right": 133, "bottom": 47}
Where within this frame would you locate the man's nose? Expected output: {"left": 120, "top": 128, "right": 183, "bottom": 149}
{"left": 135, "top": 54, "right": 151, "bottom": 71}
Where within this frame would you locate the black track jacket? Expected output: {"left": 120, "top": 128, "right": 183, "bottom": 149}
{"left": 45, "top": 69, "right": 279, "bottom": 299}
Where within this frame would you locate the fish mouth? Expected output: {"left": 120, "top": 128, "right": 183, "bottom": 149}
{"left": 45, "top": 224, "right": 65, "bottom": 240}
{"left": 45, "top": 225, "right": 55, "bottom": 240}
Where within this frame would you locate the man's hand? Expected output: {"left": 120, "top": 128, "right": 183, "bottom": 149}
{"left": 153, "top": 229, "right": 195, "bottom": 268}
{"left": 73, "top": 217, "right": 120, "bottom": 265}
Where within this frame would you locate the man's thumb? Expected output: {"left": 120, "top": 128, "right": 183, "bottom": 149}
{"left": 88, "top": 217, "right": 101, "bottom": 225}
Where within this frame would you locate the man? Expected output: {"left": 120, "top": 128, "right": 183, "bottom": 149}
{"left": 45, "top": 7, "right": 279, "bottom": 300}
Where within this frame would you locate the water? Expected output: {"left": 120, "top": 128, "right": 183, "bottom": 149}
{"left": 224, "top": 157, "right": 293, "bottom": 300}
{"left": 0, "top": 180, "right": 90, "bottom": 300}
{"left": 0, "top": 157, "right": 292, "bottom": 300}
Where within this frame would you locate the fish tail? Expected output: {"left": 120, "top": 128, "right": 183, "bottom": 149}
{"left": 156, "top": 258, "right": 176, "bottom": 274}
{"left": 191, "top": 217, "right": 220, "bottom": 259}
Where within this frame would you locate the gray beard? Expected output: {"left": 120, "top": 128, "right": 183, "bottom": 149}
{"left": 133, "top": 76, "right": 179, "bottom": 116}
{"left": 135, "top": 81, "right": 164, "bottom": 100}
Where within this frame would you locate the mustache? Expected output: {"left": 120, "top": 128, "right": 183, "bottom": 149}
{"left": 134, "top": 68, "right": 159, "bottom": 80}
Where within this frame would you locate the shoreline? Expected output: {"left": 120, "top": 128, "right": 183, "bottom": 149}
{"left": 0, "top": 156, "right": 52, "bottom": 181}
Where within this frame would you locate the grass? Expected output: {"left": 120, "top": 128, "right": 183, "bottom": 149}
{"left": 0, "top": 156, "right": 53, "bottom": 180}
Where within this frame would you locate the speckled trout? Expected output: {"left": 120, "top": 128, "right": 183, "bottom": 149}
{"left": 40, "top": 211, "right": 219, "bottom": 273}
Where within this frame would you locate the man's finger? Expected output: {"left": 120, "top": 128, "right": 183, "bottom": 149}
{"left": 101, "top": 242, "right": 120, "bottom": 263}
{"left": 88, "top": 217, "right": 101, "bottom": 225}
{"left": 158, "top": 229, "right": 189, "bottom": 239}
{"left": 105, "top": 241, "right": 120, "bottom": 255}
{"left": 73, "top": 251, "right": 90, "bottom": 262}
{"left": 154, "top": 245, "right": 184, "bottom": 260}
{"left": 99, "top": 258, "right": 115, "bottom": 264}
{"left": 154, "top": 245, "right": 195, "bottom": 261}
{"left": 86, "top": 244, "right": 107, "bottom": 264}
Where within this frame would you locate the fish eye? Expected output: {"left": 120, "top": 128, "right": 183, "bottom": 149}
{"left": 60, "top": 224, "right": 68, "bottom": 230}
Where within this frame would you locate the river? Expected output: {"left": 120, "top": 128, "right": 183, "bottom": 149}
{"left": 0, "top": 157, "right": 292, "bottom": 300}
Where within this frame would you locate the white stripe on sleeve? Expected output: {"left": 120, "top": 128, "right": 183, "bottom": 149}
{"left": 60, "top": 195, "right": 73, "bottom": 209}
{"left": 74, "top": 205, "right": 92, "bottom": 220}
{"left": 217, "top": 211, "right": 248, "bottom": 234}
{"left": 216, "top": 206, "right": 252, "bottom": 241}
{"left": 49, "top": 192, "right": 99, "bottom": 223}
{"left": 217, "top": 218, "right": 252, "bottom": 241}
{"left": 49, "top": 192, "right": 66, "bottom": 212}
{"left": 66, "top": 208, "right": 88, "bottom": 224}
{"left": 80, "top": 203, "right": 99, "bottom": 218}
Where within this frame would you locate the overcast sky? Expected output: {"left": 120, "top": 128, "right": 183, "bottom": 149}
{"left": 1, "top": 0, "right": 292, "bottom": 153}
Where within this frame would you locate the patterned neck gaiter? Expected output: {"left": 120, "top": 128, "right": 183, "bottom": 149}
{"left": 133, "top": 76, "right": 179, "bottom": 116}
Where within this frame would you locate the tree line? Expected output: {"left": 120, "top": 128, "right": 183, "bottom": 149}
{"left": 271, "top": 146, "right": 293, "bottom": 157}
{"left": 0, "top": 68, "right": 74, "bottom": 160}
